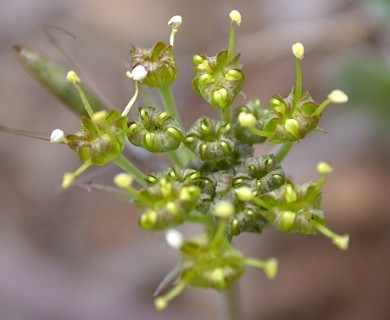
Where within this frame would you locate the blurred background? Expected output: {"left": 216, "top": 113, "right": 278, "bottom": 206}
{"left": 1, "top": 0, "right": 389, "bottom": 319}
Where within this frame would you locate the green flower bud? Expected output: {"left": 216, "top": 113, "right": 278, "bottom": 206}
{"left": 193, "top": 54, "right": 204, "bottom": 66}
{"left": 197, "top": 74, "right": 214, "bottom": 85}
{"left": 184, "top": 117, "right": 234, "bottom": 161}
{"left": 197, "top": 60, "right": 212, "bottom": 72}
{"left": 235, "top": 186, "right": 254, "bottom": 202}
{"left": 66, "top": 110, "right": 128, "bottom": 166}
{"left": 225, "top": 69, "right": 243, "bottom": 81}
{"left": 261, "top": 90, "right": 320, "bottom": 144}
{"left": 213, "top": 201, "right": 235, "bottom": 219}
{"left": 114, "top": 173, "right": 133, "bottom": 189}
{"left": 239, "top": 154, "right": 281, "bottom": 179}
{"left": 210, "top": 268, "right": 227, "bottom": 288}
{"left": 131, "top": 42, "right": 177, "bottom": 88}
{"left": 233, "top": 100, "right": 268, "bottom": 144}
{"left": 146, "top": 166, "right": 201, "bottom": 186}
{"left": 285, "top": 184, "right": 297, "bottom": 203}
{"left": 281, "top": 211, "right": 296, "bottom": 230}
{"left": 255, "top": 171, "right": 286, "bottom": 194}
{"left": 179, "top": 235, "right": 245, "bottom": 290}
{"left": 137, "top": 179, "right": 200, "bottom": 230}
{"left": 238, "top": 112, "right": 257, "bottom": 128}
{"left": 127, "top": 107, "right": 183, "bottom": 153}
{"left": 225, "top": 202, "right": 265, "bottom": 237}
{"left": 259, "top": 182, "right": 325, "bottom": 235}
{"left": 212, "top": 88, "right": 228, "bottom": 109}
{"left": 192, "top": 51, "right": 244, "bottom": 109}
{"left": 270, "top": 97, "right": 286, "bottom": 114}
{"left": 284, "top": 119, "right": 300, "bottom": 139}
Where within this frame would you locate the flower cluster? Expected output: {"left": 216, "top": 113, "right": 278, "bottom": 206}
{"left": 15, "top": 10, "right": 349, "bottom": 311}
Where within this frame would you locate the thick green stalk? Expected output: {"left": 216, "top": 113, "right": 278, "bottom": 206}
{"left": 167, "top": 150, "right": 184, "bottom": 166}
{"left": 221, "top": 106, "right": 232, "bottom": 123}
{"left": 113, "top": 154, "right": 146, "bottom": 186}
{"left": 275, "top": 142, "right": 294, "bottom": 163}
{"left": 222, "top": 282, "right": 241, "bottom": 320}
{"left": 159, "top": 85, "right": 183, "bottom": 129}
{"left": 159, "top": 85, "right": 194, "bottom": 164}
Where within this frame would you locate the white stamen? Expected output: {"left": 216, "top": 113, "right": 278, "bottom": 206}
{"left": 131, "top": 65, "right": 148, "bottom": 81}
{"left": 165, "top": 229, "right": 184, "bottom": 249}
{"left": 168, "top": 15, "right": 182, "bottom": 28}
{"left": 229, "top": 10, "right": 241, "bottom": 26}
{"left": 50, "top": 129, "right": 66, "bottom": 143}
{"left": 292, "top": 42, "right": 304, "bottom": 60}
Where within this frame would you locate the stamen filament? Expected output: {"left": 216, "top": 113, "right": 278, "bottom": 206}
{"left": 314, "top": 99, "right": 331, "bottom": 116}
{"left": 155, "top": 280, "right": 188, "bottom": 311}
{"left": 72, "top": 82, "right": 95, "bottom": 119}
{"left": 122, "top": 80, "right": 140, "bottom": 117}
{"left": 293, "top": 57, "right": 303, "bottom": 103}
{"left": 227, "top": 20, "right": 235, "bottom": 62}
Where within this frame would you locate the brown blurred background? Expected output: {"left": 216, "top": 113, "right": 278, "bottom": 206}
{"left": 1, "top": 0, "right": 390, "bottom": 319}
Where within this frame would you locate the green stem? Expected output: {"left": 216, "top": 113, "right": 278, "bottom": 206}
{"left": 252, "top": 197, "right": 273, "bottom": 210}
{"left": 187, "top": 211, "right": 216, "bottom": 230}
{"left": 167, "top": 150, "right": 183, "bottom": 166}
{"left": 222, "top": 283, "right": 241, "bottom": 320}
{"left": 275, "top": 142, "right": 294, "bottom": 163}
{"left": 251, "top": 127, "right": 273, "bottom": 138}
{"left": 221, "top": 106, "right": 232, "bottom": 123}
{"left": 159, "top": 85, "right": 183, "bottom": 129}
{"left": 113, "top": 154, "right": 146, "bottom": 186}
{"left": 180, "top": 144, "right": 196, "bottom": 165}
{"left": 211, "top": 219, "right": 227, "bottom": 247}
{"left": 159, "top": 86, "right": 196, "bottom": 165}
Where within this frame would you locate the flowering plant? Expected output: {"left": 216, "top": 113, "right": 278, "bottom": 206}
{"left": 13, "top": 10, "right": 349, "bottom": 315}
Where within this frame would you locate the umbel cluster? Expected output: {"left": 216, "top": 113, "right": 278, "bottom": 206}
{"left": 16, "top": 11, "right": 349, "bottom": 310}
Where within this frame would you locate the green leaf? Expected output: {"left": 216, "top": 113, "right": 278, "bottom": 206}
{"left": 14, "top": 45, "right": 106, "bottom": 116}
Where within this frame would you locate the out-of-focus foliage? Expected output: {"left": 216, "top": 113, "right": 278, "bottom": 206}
{"left": 334, "top": 53, "right": 390, "bottom": 133}
{"left": 334, "top": 0, "right": 390, "bottom": 134}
